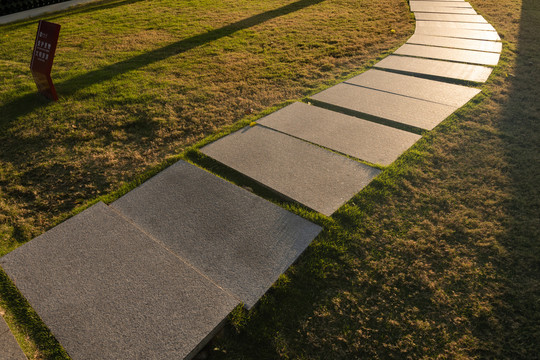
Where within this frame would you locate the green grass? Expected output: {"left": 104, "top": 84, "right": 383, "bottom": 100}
{"left": 0, "top": 0, "right": 413, "bottom": 246}
{"left": 2, "top": 0, "right": 540, "bottom": 358}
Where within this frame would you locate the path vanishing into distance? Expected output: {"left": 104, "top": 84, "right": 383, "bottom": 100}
{"left": 0, "top": 0, "right": 501, "bottom": 359}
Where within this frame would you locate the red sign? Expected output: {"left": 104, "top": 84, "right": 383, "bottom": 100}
{"left": 31, "top": 20, "right": 61, "bottom": 101}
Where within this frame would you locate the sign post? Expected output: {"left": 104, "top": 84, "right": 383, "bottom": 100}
{"left": 31, "top": 20, "right": 61, "bottom": 101}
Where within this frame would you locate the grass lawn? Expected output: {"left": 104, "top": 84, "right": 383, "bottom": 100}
{"left": 1, "top": 0, "right": 539, "bottom": 358}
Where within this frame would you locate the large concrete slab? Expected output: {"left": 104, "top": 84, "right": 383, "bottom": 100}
{"left": 311, "top": 83, "right": 457, "bottom": 130}
{"left": 345, "top": 69, "right": 481, "bottom": 107}
{"left": 375, "top": 55, "right": 493, "bottom": 83}
{"left": 411, "top": 1, "right": 472, "bottom": 7}
{"left": 414, "top": 13, "right": 488, "bottom": 23}
{"left": 412, "top": 0, "right": 469, "bottom": 2}
{"left": 201, "top": 126, "right": 380, "bottom": 216}
{"left": 416, "top": 20, "right": 496, "bottom": 31}
{"left": 394, "top": 43, "right": 500, "bottom": 66}
{"left": 415, "top": 27, "right": 500, "bottom": 41}
{"left": 111, "top": 160, "right": 322, "bottom": 308}
{"left": 0, "top": 202, "right": 239, "bottom": 360}
{"left": 412, "top": 7, "right": 477, "bottom": 14}
{"left": 407, "top": 34, "right": 502, "bottom": 53}
{"left": 0, "top": 316, "right": 26, "bottom": 360}
{"left": 257, "top": 102, "right": 421, "bottom": 166}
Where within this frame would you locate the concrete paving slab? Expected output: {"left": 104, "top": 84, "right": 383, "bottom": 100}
{"left": 407, "top": 34, "right": 502, "bottom": 53}
{"left": 257, "top": 102, "right": 421, "bottom": 166}
{"left": 0, "top": 202, "right": 239, "bottom": 360}
{"left": 394, "top": 43, "right": 500, "bottom": 66}
{"left": 375, "top": 55, "right": 493, "bottom": 82}
{"left": 201, "top": 126, "right": 380, "bottom": 216}
{"left": 415, "top": 27, "right": 500, "bottom": 41}
{"left": 0, "top": 317, "right": 26, "bottom": 360}
{"left": 414, "top": 13, "right": 488, "bottom": 23}
{"left": 412, "top": 0, "right": 469, "bottom": 2}
{"left": 0, "top": 0, "right": 98, "bottom": 25}
{"left": 411, "top": 6, "right": 477, "bottom": 14}
{"left": 416, "top": 20, "right": 496, "bottom": 31}
{"left": 111, "top": 160, "right": 322, "bottom": 308}
{"left": 311, "top": 83, "right": 457, "bottom": 130}
{"left": 410, "top": 1, "right": 472, "bottom": 7}
{"left": 345, "top": 69, "right": 481, "bottom": 107}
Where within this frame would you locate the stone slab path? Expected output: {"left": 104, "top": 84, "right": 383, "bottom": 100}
{"left": 0, "top": 316, "right": 26, "bottom": 360}
{"left": 414, "top": 26, "right": 500, "bottom": 40}
{"left": 257, "top": 102, "right": 421, "bottom": 166}
{"left": 407, "top": 34, "right": 502, "bottom": 53}
{"left": 394, "top": 43, "right": 500, "bottom": 65}
{"left": 0, "top": 0, "right": 500, "bottom": 359}
{"left": 1, "top": 162, "right": 321, "bottom": 359}
{"left": 411, "top": 1, "right": 473, "bottom": 8}
{"left": 411, "top": 7, "right": 477, "bottom": 15}
{"left": 110, "top": 160, "right": 321, "bottom": 309}
{"left": 311, "top": 82, "right": 458, "bottom": 130}
{"left": 201, "top": 126, "right": 380, "bottom": 216}
{"left": 202, "top": 0, "right": 501, "bottom": 221}
{"left": 414, "top": 13, "right": 488, "bottom": 23}
{"left": 344, "top": 69, "right": 481, "bottom": 107}
{"left": 415, "top": 20, "right": 496, "bottom": 31}
{"left": 375, "top": 55, "right": 493, "bottom": 82}
{"left": 1, "top": 202, "right": 240, "bottom": 360}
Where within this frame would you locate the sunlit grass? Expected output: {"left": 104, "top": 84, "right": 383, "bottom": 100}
{"left": 0, "top": 0, "right": 413, "bottom": 251}
{"left": 1, "top": 0, "right": 539, "bottom": 359}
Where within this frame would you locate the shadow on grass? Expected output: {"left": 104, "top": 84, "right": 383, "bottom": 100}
{"left": 0, "top": 0, "right": 325, "bottom": 127}
{"left": 0, "top": 269, "right": 69, "bottom": 359}
{"left": 201, "top": 2, "right": 540, "bottom": 359}
{"left": 470, "top": 0, "right": 540, "bottom": 357}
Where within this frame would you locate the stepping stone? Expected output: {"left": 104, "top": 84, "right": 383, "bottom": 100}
{"left": 375, "top": 55, "right": 493, "bottom": 82}
{"left": 345, "top": 69, "right": 481, "bottom": 107}
{"left": 416, "top": 20, "right": 496, "bottom": 31}
{"left": 411, "top": 6, "right": 477, "bottom": 14}
{"left": 415, "top": 27, "right": 500, "bottom": 41}
{"left": 0, "top": 202, "right": 239, "bottom": 360}
{"left": 111, "top": 160, "right": 322, "bottom": 308}
{"left": 414, "top": 13, "right": 488, "bottom": 23}
{"left": 200, "top": 126, "right": 380, "bottom": 216}
{"left": 257, "top": 102, "right": 421, "bottom": 166}
{"left": 407, "top": 34, "right": 502, "bottom": 53}
{"left": 394, "top": 43, "right": 501, "bottom": 66}
{"left": 0, "top": 316, "right": 26, "bottom": 360}
{"left": 410, "top": 1, "right": 472, "bottom": 8}
{"left": 310, "top": 83, "right": 457, "bottom": 130}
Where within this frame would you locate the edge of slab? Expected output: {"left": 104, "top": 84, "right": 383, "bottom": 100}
{"left": 201, "top": 126, "right": 381, "bottom": 216}
{"left": 0, "top": 316, "right": 27, "bottom": 360}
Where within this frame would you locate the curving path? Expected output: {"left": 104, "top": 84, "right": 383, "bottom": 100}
{"left": 203, "top": 0, "right": 501, "bottom": 216}
{"left": 0, "top": 1, "right": 501, "bottom": 359}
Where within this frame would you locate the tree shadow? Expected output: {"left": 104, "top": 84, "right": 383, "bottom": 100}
{"left": 0, "top": 0, "right": 325, "bottom": 127}
{"left": 470, "top": 0, "right": 540, "bottom": 358}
